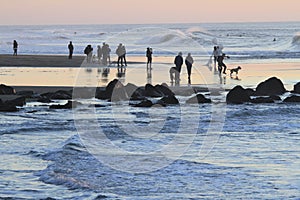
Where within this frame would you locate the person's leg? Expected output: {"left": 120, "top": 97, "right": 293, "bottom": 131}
{"left": 222, "top": 63, "right": 227, "bottom": 74}
{"left": 117, "top": 56, "right": 121, "bottom": 66}
{"left": 123, "top": 55, "right": 127, "bottom": 66}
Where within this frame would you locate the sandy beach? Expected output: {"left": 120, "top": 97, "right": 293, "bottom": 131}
{"left": 0, "top": 54, "right": 299, "bottom": 91}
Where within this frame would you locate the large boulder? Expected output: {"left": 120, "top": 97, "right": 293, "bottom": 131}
{"left": 145, "top": 84, "right": 163, "bottom": 97}
{"left": 283, "top": 95, "right": 300, "bottom": 103}
{"left": 226, "top": 85, "right": 251, "bottom": 104}
{"left": 0, "top": 84, "right": 15, "bottom": 95}
{"left": 186, "top": 94, "right": 212, "bottom": 104}
{"left": 96, "top": 79, "right": 124, "bottom": 100}
{"left": 154, "top": 84, "right": 175, "bottom": 97}
{"left": 255, "top": 77, "right": 286, "bottom": 96}
{"left": 292, "top": 82, "right": 300, "bottom": 94}
{"left": 159, "top": 95, "right": 179, "bottom": 105}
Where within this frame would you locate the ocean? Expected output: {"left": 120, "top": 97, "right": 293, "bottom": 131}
{"left": 0, "top": 22, "right": 300, "bottom": 199}
{"left": 0, "top": 22, "right": 300, "bottom": 63}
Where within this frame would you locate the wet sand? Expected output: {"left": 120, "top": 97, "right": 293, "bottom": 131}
{"left": 0, "top": 54, "right": 85, "bottom": 67}
{"left": 0, "top": 54, "right": 299, "bottom": 91}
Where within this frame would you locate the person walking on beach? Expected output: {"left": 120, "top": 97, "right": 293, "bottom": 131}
{"left": 13, "top": 40, "right": 18, "bottom": 56}
{"left": 185, "top": 53, "right": 194, "bottom": 84}
{"left": 97, "top": 45, "right": 102, "bottom": 63}
{"left": 173, "top": 52, "right": 183, "bottom": 85}
{"left": 217, "top": 53, "right": 230, "bottom": 74}
{"left": 68, "top": 41, "right": 74, "bottom": 59}
{"left": 84, "top": 44, "right": 93, "bottom": 63}
{"left": 146, "top": 47, "right": 153, "bottom": 68}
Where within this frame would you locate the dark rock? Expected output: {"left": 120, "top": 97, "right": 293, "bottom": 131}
{"left": 186, "top": 94, "right": 212, "bottom": 104}
{"left": 110, "top": 87, "right": 128, "bottom": 102}
{"left": 245, "top": 88, "right": 255, "bottom": 96}
{"left": 283, "top": 95, "right": 300, "bottom": 103}
{"left": 226, "top": 85, "right": 251, "bottom": 104}
{"left": 0, "top": 84, "right": 15, "bottom": 95}
{"left": 5, "top": 96, "right": 26, "bottom": 107}
{"left": 49, "top": 100, "right": 81, "bottom": 109}
{"left": 41, "top": 90, "right": 72, "bottom": 100}
{"left": 154, "top": 84, "right": 175, "bottom": 97}
{"left": 130, "top": 87, "right": 146, "bottom": 101}
{"left": 250, "top": 97, "right": 274, "bottom": 104}
{"left": 16, "top": 90, "right": 34, "bottom": 98}
{"left": 159, "top": 95, "right": 179, "bottom": 105}
{"left": 95, "top": 88, "right": 108, "bottom": 100}
{"left": 145, "top": 84, "right": 163, "bottom": 97}
{"left": 106, "top": 79, "right": 122, "bottom": 98}
{"left": 96, "top": 79, "right": 124, "bottom": 100}
{"left": 37, "top": 97, "right": 53, "bottom": 103}
{"left": 124, "top": 83, "right": 138, "bottom": 96}
{"left": 255, "top": 77, "right": 286, "bottom": 96}
{"left": 133, "top": 99, "right": 153, "bottom": 107}
{"left": 292, "top": 82, "right": 300, "bottom": 94}
{"left": 270, "top": 95, "right": 281, "bottom": 101}
{"left": 0, "top": 104, "right": 18, "bottom": 112}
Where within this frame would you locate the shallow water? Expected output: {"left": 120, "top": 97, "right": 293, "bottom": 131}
{"left": 0, "top": 97, "right": 299, "bottom": 199}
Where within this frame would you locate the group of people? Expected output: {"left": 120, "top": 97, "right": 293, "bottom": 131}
{"left": 169, "top": 52, "right": 194, "bottom": 85}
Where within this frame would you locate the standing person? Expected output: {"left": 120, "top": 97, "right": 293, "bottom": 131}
{"left": 211, "top": 46, "right": 218, "bottom": 66}
{"left": 84, "top": 44, "right": 93, "bottom": 63}
{"left": 102, "top": 43, "right": 108, "bottom": 65}
{"left": 185, "top": 53, "right": 194, "bottom": 84}
{"left": 146, "top": 47, "right": 153, "bottom": 68}
{"left": 13, "top": 40, "right": 18, "bottom": 56}
{"left": 116, "top": 43, "right": 123, "bottom": 66}
{"left": 97, "top": 45, "right": 102, "bottom": 63}
{"left": 106, "top": 43, "right": 111, "bottom": 65}
{"left": 217, "top": 53, "right": 230, "bottom": 74}
{"left": 121, "top": 44, "right": 127, "bottom": 66}
{"left": 174, "top": 52, "right": 183, "bottom": 85}
{"left": 68, "top": 41, "right": 74, "bottom": 59}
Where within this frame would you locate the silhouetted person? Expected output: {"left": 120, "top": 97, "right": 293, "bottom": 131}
{"left": 146, "top": 47, "right": 153, "bottom": 68}
{"left": 97, "top": 45, "right": 102, "bottom": 63}
{"left": 217, "top": 53, "right": 230, "bottom": 74}
{"left": 116, "top": 43, "right": 127, "bottom": 66}
{"left": 185, "top": 53, "right": 194, "bottom": 84}
{"left": 13, "top": 40, "right": 18, "bottom": 56}
{"left": 68, "top": 41, "right": 74, "bottom": 59}
{"left": 102, "top": 43, "right": 111, "bottom": 65}
{"left": 84, "top": 45, "right": 93, "bottom": 63}
{"left": 173, "top": 52, "right": 183, "bottom": 85}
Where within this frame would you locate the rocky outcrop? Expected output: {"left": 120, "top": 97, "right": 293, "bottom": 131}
{"left": 186, "top": 94, "right": 212, "bottom": 104}
{"left": 0, "top": 84, "right": 15, "bottom": 95}
{"left": 283, "top": 95, "right": 300, "bottom": 103}
{"left": 255, "top": 77, "right": 286, "bottom": 96}
{"left": 226, "top": 85, "right": 251, "bottom": 104}
{"left": 292, "top": 82, "right": 300, "bottom": 94}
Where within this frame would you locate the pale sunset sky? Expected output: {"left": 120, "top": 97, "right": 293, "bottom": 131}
{"left": 0, "top": 0, "right": 300, "bottom": 25}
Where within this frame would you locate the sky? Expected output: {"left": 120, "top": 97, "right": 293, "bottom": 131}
{"left": 0, "top": 0, "right": 300, "bottom": 25}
